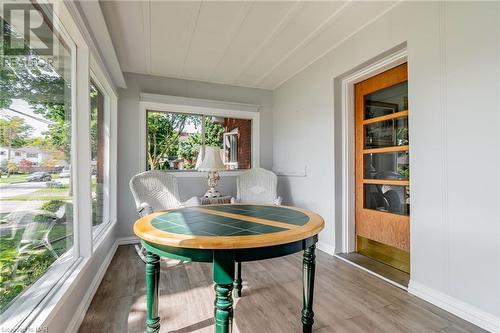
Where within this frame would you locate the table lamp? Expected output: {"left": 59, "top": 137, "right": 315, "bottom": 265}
{"left": 197, "top": 146, "right": 226, "bottom": 198}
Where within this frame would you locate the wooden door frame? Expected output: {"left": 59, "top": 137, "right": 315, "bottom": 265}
{"left": 336, "top": 47, "right": 407, "bottom": 253}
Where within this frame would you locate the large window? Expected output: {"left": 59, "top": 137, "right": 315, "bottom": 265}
{"left": 0, "top": 6, "right": 74, "bottom": 312}
{"left": 146, "top": 111, "right": 252, "bottom": 171}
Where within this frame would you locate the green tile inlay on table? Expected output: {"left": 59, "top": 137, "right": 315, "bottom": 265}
{"left": 203, "top": 205, "right": 309, "bottom": 226}
{"left": 150, "top": 206, "right": 299, "bottom": 236}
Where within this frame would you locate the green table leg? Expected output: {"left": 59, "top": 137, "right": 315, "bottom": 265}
{"left": 146, "top": 252, "right": 160, "bottom": 333}
{"left": 301, "top": 244, "right": 316, "bottom": 333}
{"left": 213, "top": 251, "right": 235, "bottom": 333}
{"left": 233, "top": 261, "right": 242, "bottom": 298}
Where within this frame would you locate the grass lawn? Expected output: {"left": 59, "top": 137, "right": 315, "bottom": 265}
{"left": 1, "top": 186, "right": 70, "bottom": 201}
{"left": 1, "top": 196, "right": 70, "bottom": 202}
{"left": 0, "top": 175, "right": 27, "bottom": 184}
{"left": 0, "top": 223, "right": 73, "bottom": 312}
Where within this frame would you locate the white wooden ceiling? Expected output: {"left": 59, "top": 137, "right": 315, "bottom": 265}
{"left": 100, "top": 1, "right": 397, "bottom": 90}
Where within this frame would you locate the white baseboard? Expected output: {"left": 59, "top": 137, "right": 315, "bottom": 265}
{"left": 316, "top": 241, "right": 335, "bottom": 256}
{"left": 334, "top": 254, "right": 407, "bottom": 290}
{"left": 117, "top": 236, "right": 141, "bottom": 245}
{"left": 66, "top": 237, "right": 139, "bottom": 333}
{"left": 408, "top": 280, "right": 500, "bottom": 333}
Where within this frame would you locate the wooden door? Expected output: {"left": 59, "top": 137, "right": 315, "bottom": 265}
{"left": 354, "top": 63, "right": 410, "bottom": 272}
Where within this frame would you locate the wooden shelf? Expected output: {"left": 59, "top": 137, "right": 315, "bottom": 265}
{"left": 363, "top": 179, "right": 409, "bottom": 186}
{"left": 362, "top": 145, "right": 409, "bottom": 154}
{"left": 363, "top": 110, "right": 409, "bottom": 125}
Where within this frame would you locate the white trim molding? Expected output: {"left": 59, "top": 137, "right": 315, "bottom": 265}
{"left": 409, "top": 280, "right": 500, "bottom": 333}
{"left": 139, "top": 94, "right": 261, "bottom": 174}
{"left": 336, "top": 46, "right": 407, "bottom": 254}
{"left": 316, "top": 241, "right": 335, "bottom": 256}
{"left": 335, "top": 254, "right": 407, "bottom": 291}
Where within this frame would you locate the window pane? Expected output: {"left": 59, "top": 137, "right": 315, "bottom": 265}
{"left": 364, "top": 151, "right": 409, "bottom": 180}
{"left": 90, "top": 82, "right": 107, "bottom": 229}
{"left": 364, "top": 184, "right": 410, "bottom": 215}
{"left": 364, "top": 81, "right": 408, "bottom": 119}
{"left": 0, "top": 12, "right": 73, "bottom": 311}
{"left": 222, "top": 118, "right": 251, "bottom": 170}
{"left": 147, "top": 111, "right": 202, "bottom": 170}
{"left": 364, "top": 117, "right": 408, "bottom": 149}
{"left": 146, "top": 112, "right": 252, "bottom": 171}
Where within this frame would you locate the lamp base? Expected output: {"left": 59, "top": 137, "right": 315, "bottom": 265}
{"left": 204, "top": 188, "right": 222, "bottom": 198}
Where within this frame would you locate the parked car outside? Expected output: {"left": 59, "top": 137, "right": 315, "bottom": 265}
{"left": 59, "top": 168, "right": 71, "bottom": 178}
{"left": 26, "top": 172, "right": 52, "bottom": 182}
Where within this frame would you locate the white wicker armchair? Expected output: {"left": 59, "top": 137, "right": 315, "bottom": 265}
{"left": 231, "top": 167, "right": 282, "bottom": 205}
{"left": 230, "top": 167, "right": 281, "bottom": 298}
{"left": 129, "top": 170, "right": 199, "bottom": 262}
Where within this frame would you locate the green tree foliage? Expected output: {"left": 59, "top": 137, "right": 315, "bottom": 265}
{"left": 204, "top": 118, "right": 225, "bottom": 147}
{"left": 90, "top": 84, "right": 101, "bottom": 159}
{"left": 1, "top": 21, "right": 71, "bottom": 159}
{"left": 178, "top": 118, "right": 224, "bottom": 169}
{"left": 147, "top": 112, "right": 201, "bottom": 170}
{"left": 147, "top": 114, "right": 225, "bottom": 170}
{"left": 178, "top": 133, "right": 202, "bottom": 165}
{"left": 0, "top": 117, "right": 33, "bottom": 148}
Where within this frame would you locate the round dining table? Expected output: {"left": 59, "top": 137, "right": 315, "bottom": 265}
{"left": 134, "top": 204, "right": 324, "bottom": 333}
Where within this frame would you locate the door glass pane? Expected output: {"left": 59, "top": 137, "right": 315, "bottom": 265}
{"left": 0, "top": 11, "right": 73, "bottom": 311}
{"left": 364, "top": 117, "right": 408, "bottom": 149}
{"left": 364, "top": 81, "right": 408, "bottom": 119}
{"left": 364, "top": 151, "right": 409, "bottom": 180}
{"left": 364, "top": 184, "right": 409, "bottom": 215}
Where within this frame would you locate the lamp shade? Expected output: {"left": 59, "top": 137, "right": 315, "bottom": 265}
{"left": 197, "top": 146, "right": 225, "bottom": 171}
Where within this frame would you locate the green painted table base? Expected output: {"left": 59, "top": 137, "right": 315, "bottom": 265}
{"left": 143, "top": 236, "right": 317, "bottom": 333}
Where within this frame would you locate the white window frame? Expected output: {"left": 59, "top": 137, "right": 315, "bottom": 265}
{"left": 223, "top": 130, "right": 239, "bottom": 169}
{"left": 89, "top": 58, "right": 117, "bottom": 240}
{"left": 139, "top": 93, "right": 260, "bottom": 177}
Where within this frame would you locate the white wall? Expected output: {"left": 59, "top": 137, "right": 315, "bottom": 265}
{"left": 272, "top": 1, "right": 499, "bottom": 330}
{"left": 117, "top": 73, "right": 273, "bottom": 238}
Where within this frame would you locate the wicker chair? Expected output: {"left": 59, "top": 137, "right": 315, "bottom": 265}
{"left": 231, "top": 167, "right": 282, "bottom": 205}
{"left": 231, "top": 167, "right": 282, "bottom": 297}
{"left": 129, "top": 170, "right": 200, "bottom": 263}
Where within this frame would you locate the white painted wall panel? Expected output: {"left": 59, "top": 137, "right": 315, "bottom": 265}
{"left": 272, "top": 0, "right": 499, "bottom": 326}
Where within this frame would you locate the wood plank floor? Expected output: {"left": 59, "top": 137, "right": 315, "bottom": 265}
{"left": 78, "top": 245, "right": 485, "bottom": 333}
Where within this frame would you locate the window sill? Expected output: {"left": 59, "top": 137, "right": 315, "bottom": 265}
{"left": 92, "top": 219, "right": 115, "bottom": 243}
{"left": 165, "top": 169, "right": 250, "bottom": 178}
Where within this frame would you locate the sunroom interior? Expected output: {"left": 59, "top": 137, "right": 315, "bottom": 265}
{"left": 0, "top": 1, "right": 499, "bottom": 333}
